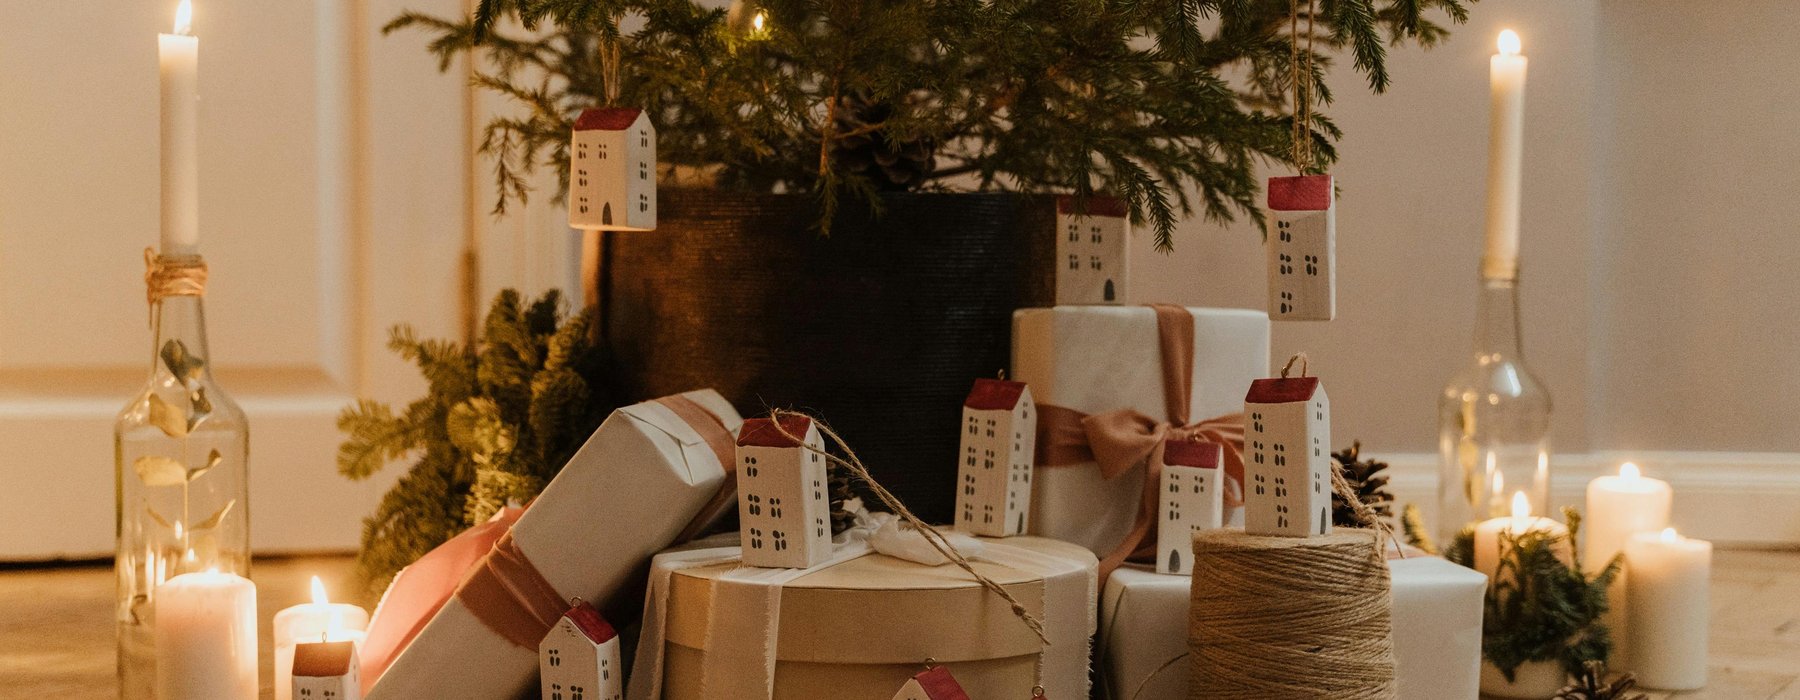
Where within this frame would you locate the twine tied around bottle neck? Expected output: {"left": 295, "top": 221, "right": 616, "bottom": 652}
{"left": 144, "top": 247, "right": 208, "bottom": 326}
{"left": 767, "top": 409, "right": 1051, "bottom": 645}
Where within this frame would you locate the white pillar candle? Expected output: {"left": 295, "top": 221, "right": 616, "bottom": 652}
{"left": 1626, "top": 528, "right": 1711, "bottom": 690}
{"left": 154, "top": 569, "right": 257, "bottom": 700}
{"left": 158, "top": 0, "right": 200, "bottom": 255}
{"left": 1482, "top": 29, "right": 1528, "bottom": 280}
{"left": 1473, "top": 490, "right": 1570, "bottom": 583}
{"left": 1583, "top": 462, "right": 1672, "bottom": 571}
{"left": 274, "top": 576, "right": 370, "bottom": 700}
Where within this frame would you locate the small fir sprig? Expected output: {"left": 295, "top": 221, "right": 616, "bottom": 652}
{"left": 1444, "top": 507, "right": 1622, "bottom": 680}
{"left": 384, "top": 0, "right": 1475, "bottom": 248}
{"left": 336, "top": 289, "right": 613, "bottom": 602}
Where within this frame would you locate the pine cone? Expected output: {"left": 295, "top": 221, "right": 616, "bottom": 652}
{"left": 830, "top": 91, "right": 937, "bottom": 191}
{"left": 828, "top": 463, "right": 859, "bottom": 535}
{"left": 1554, "top": 661, "right": 1647, "bottom": 700}
{"left": 1331, "top": 441, "right": 1395, "bottom": 528}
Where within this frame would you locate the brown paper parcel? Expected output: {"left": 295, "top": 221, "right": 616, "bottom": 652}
{"left": 366, "top": 389, "right": 742, "bottom": 700}
{"left": 645, "top": 536, "right": 1096, "bottom": 700}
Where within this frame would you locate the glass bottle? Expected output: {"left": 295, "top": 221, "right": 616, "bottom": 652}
{"left": 115, "top": 252, "right": 250, "bottom": 699}
{"left": 1436, "top": 267, "right": 1552, "bottom": 543}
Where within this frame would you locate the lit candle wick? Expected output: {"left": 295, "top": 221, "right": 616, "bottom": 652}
{"left": 1509, "top": 490, "right": 1531, "bottom": 529}
{"left": 1497, "top": 28, "right": 1521, "bottom": 56}
{"left": 173, "top": 0, "right": 193, "bottom": 36}
{"left": 1620, "top": 461, "right": 1641, "bottom": 480}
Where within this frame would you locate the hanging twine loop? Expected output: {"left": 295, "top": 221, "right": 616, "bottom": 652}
{"left": 1189, "top": 529, "right": 1398, "bottom": 699}
{"left": 1289, "top": 0, "right": 1317, "bottom": 172}
{"left": 143, "top": 247, "right": 208, "bottom": 327}
{"left": 768, "top": 409, "right": 1051, "bottom": 645}
{"left": 1279, "top": 351, "right": 1308, "bottom": 378}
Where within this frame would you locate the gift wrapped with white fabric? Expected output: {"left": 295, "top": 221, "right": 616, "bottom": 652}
{"left": 364, "top": 389, "right": 743, "bottom": 700}
{"left": 1099, "top": 555, "right": 1485, "bottom": 699}
{"left": 630, "top": 534, "right": 1097, "bottom": 700}
{"left": 1013, "top": 306, "right": 1268, "bottom": 562}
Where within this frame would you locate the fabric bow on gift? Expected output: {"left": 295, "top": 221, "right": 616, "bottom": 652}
{"left": 1034, "top": 304, "right": 1247, "bottom": 579}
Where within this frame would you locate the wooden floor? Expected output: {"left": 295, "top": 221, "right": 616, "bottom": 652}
{"left": 1, "top": 550, "right": 1796, "bottom": 699}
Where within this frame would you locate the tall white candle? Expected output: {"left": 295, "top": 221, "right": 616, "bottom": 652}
{"left": 1625, "top": 528, "right": 1711, "bottom": 690}
{"left": 1482, "top": 29, "right": 1528, "bottom": 280}
{"left": 1583, "top": 462, "right": 1672, "bottom": 571}
{"left": 158, "top": 0, "right": 199, "bottom": 255}
{"left": 274, "top": 576, "right": 370, "bottom": 700}
{"left": 154, "top": 569, "right": 257, "bottom": 700}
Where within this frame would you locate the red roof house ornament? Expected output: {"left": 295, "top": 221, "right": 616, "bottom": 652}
{"left": 736, "top": 416, "right": 832, "bottom": 568}
{"left": 954, "top": 377, "right": 1037, "bottom": 537}
{"left": 1266, "top": 173, "right": 1335, "bottom": 321}
{"left": 293, "top": 640, "right": 361, "bottom": 700}
{"left": 1054, "top": 195, "right": 1130, "bottom": 305}
{"left": 1242, "top": 354, "right": 1332, "bottom": 538}
{"left": 891, "top": 665, "right": 973, "bottom": 700}
{"left": 539, "top": 600, "right": 622, "bottom": 700}
{"left": 569, "top": 107, "right": 656, "bottom": 232}
{"left": 1157, "top": 439, "right": 1225, "bottom": 574}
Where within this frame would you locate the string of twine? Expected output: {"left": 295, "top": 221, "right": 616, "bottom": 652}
{"left": 601, "top": 36, "right": 622, "bottom": 106}
{"left": 1288, "top": 0, "right": 1317, "bottom": 171}
{"left": 143, "top": 247, "right": 207, "bottom": 327}
{"left": 767, "top": 409, "right": 1050, "bottom": 645}
{"left": 1189, "top": 530, "right": 1398, "bottom": 699}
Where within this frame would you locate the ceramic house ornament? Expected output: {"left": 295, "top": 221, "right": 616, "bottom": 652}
{"left": 292, "top": 641, "right": 360, "bottom": 700}
{"left": 1156, "top": 439, "right": 1225, "bottom": 574}
{"left": 539, "top": 600, "right": 622, "bottom": 700}
{"left": 1266, "top": 174, "right": 1335, "bottom": 321}
{"left": 569, "top": 107, "right": 656, "bottom": 231}
{"left": 736, "top": 415, "right": 833, "bottom": 568}
{"left": 891, "top": 665, "right": 972, "bottom": 700}
{"left": 954, "top": 377, "right": 1037, "bottom": 537}
{"left": 1054, "top": 195, "right": 1130, "bottom": 305}
{"left": 1243, "top": 355, "right": 1332, "bottom": 537}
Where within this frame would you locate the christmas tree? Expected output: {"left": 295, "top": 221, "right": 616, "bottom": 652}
{"left": 387, "top": 0, "right": 1473, "bottom": 248}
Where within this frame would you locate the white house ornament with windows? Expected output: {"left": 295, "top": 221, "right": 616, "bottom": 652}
{"left": 736, "top": 415, "right": 833, "bottom": 569}
{"left": 1054, "top": 195, "right": 1130, "bottom": 305}
{"left": 1156, "top": 439, "right": 1225, "bottom": 574}
{"left": 1242, "top": 358, "right": 1332, "bottom": 538}
{"left": 538, "top": 599, "right": 622, "bottom": 700}
{"left": 292, "top": 640, "right": 360, "bottom": 700}
{"left": 568, "top": 107, "right": 656, "bottom": 231}
{"left": 890, "top": 664, "right": 973, "bottom": 700}
{"left": 1265, "top": 174, "right": 1335, "bottom": 320}
{"left": 953, "top": 377, "right": 1037, "bottom": 537}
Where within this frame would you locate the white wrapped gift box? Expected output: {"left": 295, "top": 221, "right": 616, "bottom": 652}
{"left": 1100, "top": 555, "right": 1486, "bottom": 699}
{"left": 1013, "top": 306, "right": 1269, "bottom": 554}
{"left": 366, "top": 389, "right": 742, "bottom": 700}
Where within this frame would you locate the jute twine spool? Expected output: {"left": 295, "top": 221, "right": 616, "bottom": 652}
{"left": 1189, "top": 528, "right": 1397, "bottom": 699}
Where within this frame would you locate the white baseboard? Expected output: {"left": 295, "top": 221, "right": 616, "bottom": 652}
{"left": 1375, "top": 451, "right": 1800, "bottom": 547}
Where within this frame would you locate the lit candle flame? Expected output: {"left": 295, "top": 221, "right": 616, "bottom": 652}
{"left": 1659, "top": 527, "right": 1679, "bottom": 542}
{"left": 751, "top": 10, "right": 766, "bottom": 33}
{"left": 311, "top": 575, "right": 329, "bottom": 606}
{"left": 173, "top": 0, "right": 194, "bottom": 35}
{"left": 1510, "top": 490, "right": 1531, "bottom": 520}
{"left": 1497, "top": 29, "right": 1521, "bottom": 56}
{"left": 1620, "top": 461, "right": 1641, "bottom": 480}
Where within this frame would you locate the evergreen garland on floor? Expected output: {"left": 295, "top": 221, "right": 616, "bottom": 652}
{"left": 385, "top": 0, "right": 1474, "bottom": 248}
{"left": 336, "top": 290, "right": 612, "bottom": 602}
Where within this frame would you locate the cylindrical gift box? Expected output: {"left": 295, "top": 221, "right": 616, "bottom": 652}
{"left": 1189, "top": 529, "right": 1397, "bottom": 699}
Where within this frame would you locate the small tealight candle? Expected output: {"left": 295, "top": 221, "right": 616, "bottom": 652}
{"left": 1626, "top": 528, "right": 1711, "bottom": 690}
{"left": 274, "top": 576, "right": 370, "bottom": 700}
{"left": 1473, "top": 491, "right": 1570, "bottom": 583}
{"left": 154, "top": 569, "right": 257, "bottom": 700}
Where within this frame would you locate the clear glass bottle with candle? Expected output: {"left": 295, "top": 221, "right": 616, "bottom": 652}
{"left": 1436, "top": 264, "right": 1552, "bottom": 542}
{"left": 115, "top": 251, "right": 250, "bottom": 699}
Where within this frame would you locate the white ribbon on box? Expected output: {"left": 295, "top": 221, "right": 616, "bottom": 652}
{"left": 1013, "top": 306, "right": 1269, "bottom": 554}
{"left": 367, "top": 390, "right": 742, "bottom": 700}
{"left": 630, "top": 523, "right": 1097, "bottom": 700}
{"left": 1099, "top": 556, "right": 1485, "bottom": 700}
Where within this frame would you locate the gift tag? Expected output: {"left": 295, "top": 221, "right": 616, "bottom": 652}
{"left": 953, "top": 375, "right": 1037, "bottom": 538}
{"left": 1242, "top": 354, "right": 1332, "bottom": 538}
{"left": 1266, "top": 173, "right": 1335, "bottom": 321}
{"left": 568, "top": 106, "right": 657, "bottom": 232}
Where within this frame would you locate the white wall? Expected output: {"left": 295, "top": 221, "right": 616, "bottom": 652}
{"left": 1143, "top": 0, "right": 1800, "bottom": 458}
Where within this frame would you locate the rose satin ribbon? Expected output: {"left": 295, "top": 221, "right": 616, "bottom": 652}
{"left": 1034, "top": 304, "right": 1247, "bottom": 579}
{"left": 451, "top": 394, "right": 739, "bottom": 651}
